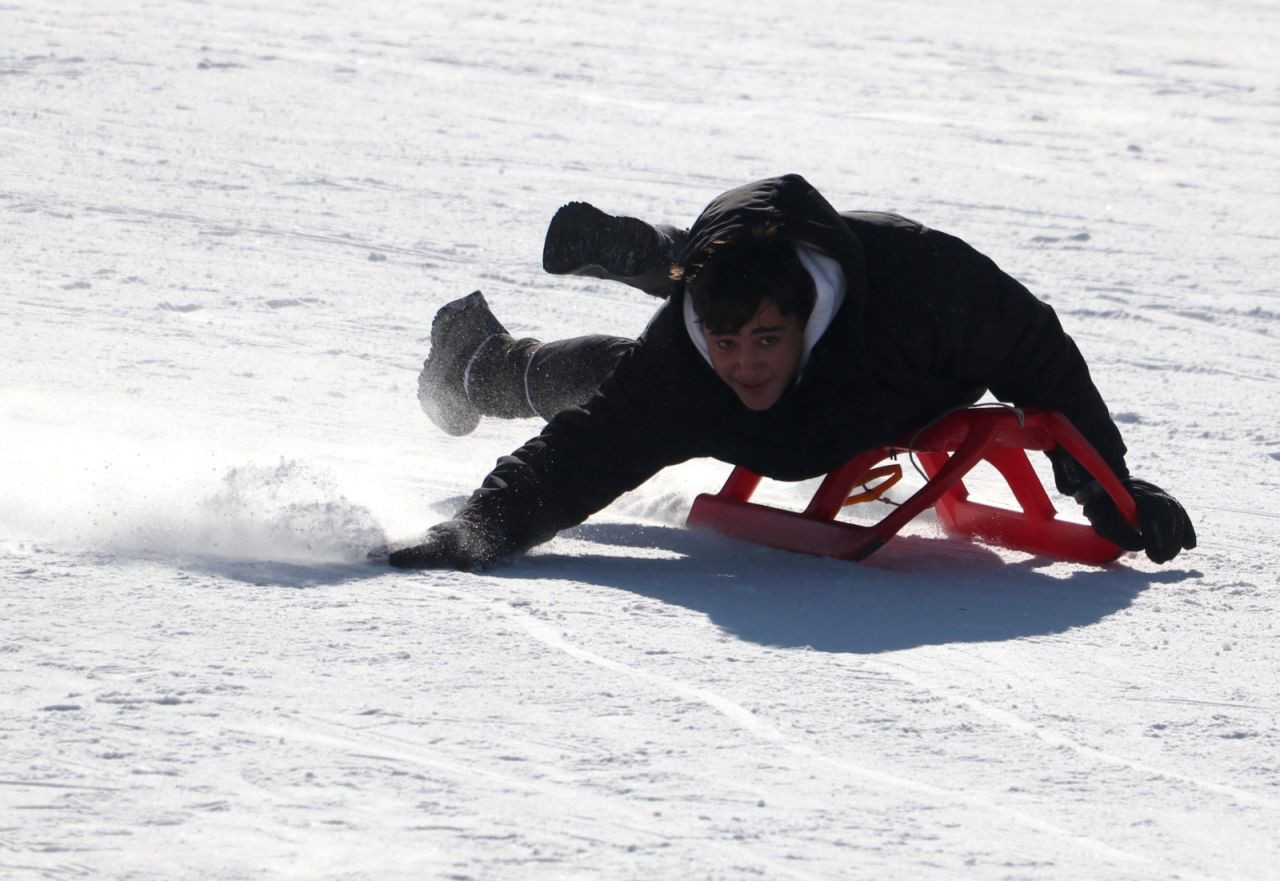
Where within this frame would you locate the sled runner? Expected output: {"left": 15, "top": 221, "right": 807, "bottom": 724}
{"left": 686, "top": 407, "right": 1139, "bottom": 565}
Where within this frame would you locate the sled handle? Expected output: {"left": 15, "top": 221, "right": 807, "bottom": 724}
{"left": 1043, "top": 412, "right": 1140, "bottom": 531}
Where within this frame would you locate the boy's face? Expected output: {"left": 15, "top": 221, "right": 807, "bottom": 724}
{"left": 702, "top": 300, "right": 805, "bottom": 411}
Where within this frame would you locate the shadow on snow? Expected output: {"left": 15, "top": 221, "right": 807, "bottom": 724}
{"left": 180, "top": 557, "right": 388, "bottom": 588}
{"left": 500, "top": 522, "right": 1201, "bottom": 655}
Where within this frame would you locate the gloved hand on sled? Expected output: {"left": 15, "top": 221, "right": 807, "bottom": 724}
{"left": 387, "top": 519, "right": 503, "bottom": 571}
{"left": 1082, "top": 478, "right": 1196, "bottom": 564}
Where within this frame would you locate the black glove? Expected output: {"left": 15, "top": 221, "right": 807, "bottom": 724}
{"left": 1082, "top": 479, "right": 1196, "bottom": 564}
{"left": 387, "top": 519, "right": 503, "bottom": 571}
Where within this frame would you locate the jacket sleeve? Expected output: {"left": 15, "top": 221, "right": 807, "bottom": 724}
{"left": 452, "top": 334, "right": 704, "bottom": 557}
{"left": 923, "top": 230, "right": 1130, "bottom": 495}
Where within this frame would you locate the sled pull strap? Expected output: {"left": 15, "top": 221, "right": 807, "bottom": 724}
{"left": 841, "top": 464, "right": 903, "bottom": 506}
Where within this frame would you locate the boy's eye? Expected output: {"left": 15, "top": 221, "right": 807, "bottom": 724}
{"left": 758, "top": 336, "right": 778, "bottom": 347}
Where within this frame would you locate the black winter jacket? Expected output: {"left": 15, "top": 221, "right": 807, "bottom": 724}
{"left": 457, "top": 175, "right": 1128, "bottom": 558}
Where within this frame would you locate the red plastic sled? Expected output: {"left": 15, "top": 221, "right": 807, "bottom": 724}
{"left": 686, "top": 407, "right": 1139, "bottom": 565}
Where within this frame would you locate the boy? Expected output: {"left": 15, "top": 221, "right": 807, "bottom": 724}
{"left": 390, "top": 174, "right": 1194, "bottom": 569}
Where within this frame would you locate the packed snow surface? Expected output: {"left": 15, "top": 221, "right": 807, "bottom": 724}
{"left": 3, "top": 1, "right": 1279, "bottom": 878}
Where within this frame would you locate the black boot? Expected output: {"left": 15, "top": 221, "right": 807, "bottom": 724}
{"left": 417, "top": 291, "right": 509, "bottom": 436}
{"left": 542, "top": 202, "right": 683, "bottom": 298}
{"left": 419, "top": 291, "right": 639, "bottom": 433}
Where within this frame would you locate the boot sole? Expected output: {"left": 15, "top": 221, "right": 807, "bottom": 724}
{"left": 542, "top": 202, "right": 660, "bottom": 278}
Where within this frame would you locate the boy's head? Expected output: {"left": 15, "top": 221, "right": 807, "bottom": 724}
{"left": 685, "top": 239, "right": 816, "bottom": 411}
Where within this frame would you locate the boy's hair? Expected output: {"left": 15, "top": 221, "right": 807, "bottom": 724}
{"left": 686, "top": 239, "right": 816, "bottom": 335}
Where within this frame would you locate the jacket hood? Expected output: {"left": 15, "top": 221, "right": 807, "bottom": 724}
{"left": 672, "top": 174, "right": 867, "bottom": 292}
{"left": 671, "top": 174, "right": 869, "bottom": 380}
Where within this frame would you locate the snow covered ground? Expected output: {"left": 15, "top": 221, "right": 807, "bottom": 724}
{"left": 3, "top": 0, "right": 1279, "bottom": 878}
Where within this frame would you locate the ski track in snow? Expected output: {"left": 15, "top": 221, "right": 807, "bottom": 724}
{"left": 449, "top": 585, "right": 1160, "bottom": 870}
{"left": 3, "top": 0, "right": 1280, "bottom": 878}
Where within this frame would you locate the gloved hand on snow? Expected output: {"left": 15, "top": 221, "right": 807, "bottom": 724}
{"left": 1082, "top": 478, "right": 1196, "bottom": 564}
{"left": 387, "top": 519, "right": 504, "bottom": 571}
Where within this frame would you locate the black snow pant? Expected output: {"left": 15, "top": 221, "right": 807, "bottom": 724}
{"left": 467, "top": 333, "right": 637, "bottom": 422}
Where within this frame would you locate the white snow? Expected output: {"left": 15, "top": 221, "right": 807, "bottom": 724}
{"left": 3, "top": 0, "right": 1279, "bottom": 878}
